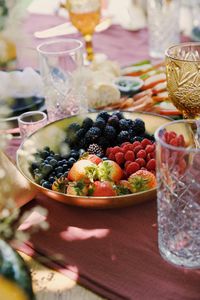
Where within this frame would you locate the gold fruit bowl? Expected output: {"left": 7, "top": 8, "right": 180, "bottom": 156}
{"left": 16, "top": 112, "right": 171, "bottom": 209}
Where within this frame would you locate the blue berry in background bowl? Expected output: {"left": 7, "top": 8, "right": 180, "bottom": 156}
{"left": 115, "top": 76, "right": 144, "bottom": 96}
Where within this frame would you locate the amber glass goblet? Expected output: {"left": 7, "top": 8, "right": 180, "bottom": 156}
{"left": 165, "top": 42, "right": 200, "bottom": 119}
{"left": 67, "top": 0, "right": 101, "bottom": 62}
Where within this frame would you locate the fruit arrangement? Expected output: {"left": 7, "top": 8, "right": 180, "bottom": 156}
{"left": 29, "top": 111, "right": 157, "bottom": 196}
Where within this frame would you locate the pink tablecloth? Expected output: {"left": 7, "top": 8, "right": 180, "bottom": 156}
{"left": 17, "top": 13, "right": 150, "bottom": 69}
{"left": 12, "top": 13, "right": 200, "bottom": 300}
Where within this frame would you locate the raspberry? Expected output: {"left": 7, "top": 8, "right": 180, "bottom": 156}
{"left": 169, "top": 138, "right": 178, "bottom": 146}
{"left": 122, "top": 143, "right": 132, "bottom": 152}
{"left": 115, "top": 152, "right": 125, "bottom": 165}
{"left": 141, "top": 138, "right": 152, "bottom": 148}
{"left": 132, "top": 141, "right": 141, "bottom": 148}
{"left": 145, "top": 144, "right": 155, "bottom": 153}
{"left": 124, "top": 160, "right": 132, "bottom": 169}
{"left": 108, "top": 152, "right": 115, "bottom": 161}
{"left": 126, "top": 162, "right": 140, "bottom": 176}
{"left": 137, "top": 149, "right": 146, "bottom": 159}
{"left": 121, "top": 142, "right": 130, "bottom": 147}
{"left": 134, "top": 145, "right": 143, "bottom": 154}
{"left": 106, "top": 147, "right": 112, "bottom": 156}
{"left": 135, "top": 158, "right": 146, "bottom": 167}
{"left": 112, "top": 146, "right": 122, "bottom": 154}
{"left": 177, "top": 134, "right": 185, "bottom": 147}
{"left": 124, "top": 150, "right": 135, "bottom": 161}
{"left": 146, "top": 153, "right": 152, "bottom": 161}
{"left": 168, "top": 131, "right": 177, "bottom": 141}
{"left": 146, "top": 159, "right": 156, "bottom": 171}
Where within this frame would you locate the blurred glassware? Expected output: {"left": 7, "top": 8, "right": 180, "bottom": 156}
{"left": 37, "top": 39, "right": 87, "bottom": 122}
{"left": 147, "top": 0, "right": 180, "bottom": 59}
{"left": 66, "top": 0, "right": 101, "bottom": 62}
{"left": 155, "top": 119, "right": 200, "bottom": 268}
{"left": 18, "top": 111, "right": 47, "bottom": 139}
{"left": 165, "top": 42, "right": 200, "bottom": 119}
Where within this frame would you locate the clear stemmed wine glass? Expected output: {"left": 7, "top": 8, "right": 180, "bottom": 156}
{"left": 67, "top": 0, "right": 101, "bottom": 62}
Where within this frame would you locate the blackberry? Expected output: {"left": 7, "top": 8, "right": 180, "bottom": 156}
{"left": 119, "top": 119, "right": 130, "bottom": 131}
{"left": 98, "top": 136, "right": 110, "bottom": 149}
{"left": 67, "top": 122, "right": 81, "bottom": 133}
{"left": 112, "top": 111, "right": 124, "bottom": 120}
{"left": 76, "top": 128, "right": 86, "bottom": 139}
{"left": 93, "top": 117, "right": 106, "bottom": 130}
{"left": 85, "top": 127, "right": 101, "bottom": 144}
{"left": 87, "top": 144, "right": 104, "bottom": 157}
{"left": 131, "top": 118, "right": 145, "bottom": 135}
{"left": 96, "top": 111, "right": 110, "bottom": 122}
{"left": 78, "top": 137, "right": 87, "bottom": 149}
{"left": 107, "top": 115, "right": 119, "bottom": 129}
{"left": 82, "top": 117, "right": 94, "bottom": 130}
{"left": 117, "top": 130, "right": 130, "bottom": 144}
{"left": 103, "top": 125, "right": 116, "bottom": 140}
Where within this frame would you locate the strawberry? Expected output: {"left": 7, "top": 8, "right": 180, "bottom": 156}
{"left": 128, "top": 170, "right": 156, "bottom": 193}
{"left": 116, "top": 180, "right": 131, "bottom": 195}
{"left": 90, "top": 181, "right": 117, "bottom": 197}
{"left": 67, "top": 180, "right": 88, "bottom": 196}
{"left": 68, "top": 159, "right": 97, "bottom": 182}
{"left": 97, "top": 160, "right": 123, "bottom": 182}
{"left": 87, "top": 154, "right": 102, "bottom": 165}
{"left": 126, "top": 162, "right": 140, "bottom": 176}
{"left": 52, "top": 176, "right": 68, "bottom": 193}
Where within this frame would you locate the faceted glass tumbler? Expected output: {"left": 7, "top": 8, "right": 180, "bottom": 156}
{"left": 155, "top": 119, "right": 200, "bottom": 268}
{"left": 147, "top": 0, "right": 180, "bottom": 59}
{"left": 37, "top": 39, "right": 87, "bottom": 122}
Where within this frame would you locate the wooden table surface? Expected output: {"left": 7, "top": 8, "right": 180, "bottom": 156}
{"left": 20, "top": 252, "right": 105, "bottom": 300}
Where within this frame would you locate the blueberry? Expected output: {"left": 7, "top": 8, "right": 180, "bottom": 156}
{"left": 44, "top": 146, "right": 50, "bottom": 152}
{"left": 46, "top": 156, "right": 53, "bottom": 162}
{"left": 49, "top": 176, "right": 55, "bottom": 184}
{"left": 79, "top": 149, "right": 85, "bottom": 156}
{"left": 61, "top": 159, "right": 67, "bottom": 164}
{"left": 63, "top": 171, "right": 69, "bottom": 177}
{"left": 57, "top": 160, "right": 64, "bottom": 167}
{"left": 33, "top": 168, "right": 40, "bottom": 174}
{"left": 40, "top": 179, "right": 45, "bottom": 185}
{"left": 49, "top": 158, "right": 57, "bottom": 167}
{"left": 62, "top": 164, "right": 68, "bottom": 172}
{"left": 70, "top": 150, "right": 79, "bottom": 159}
{"left": 44, "top": 159, "right": 49, "bottom": 164}
{"left": 68, "top": 157, "right": 76, "bottom": 167}
{"left": 41, "top": 164, "right": 53, "bottom": 176}
{"left": 54, "top": 153, "right": 61, "bottom": 161}
{"left": 57, "top": 173, "right": 63, "bottom": 178}
{"left": 55, "top": 166, "right": 63, "bottom": 174}
{"left": 42, "top": 181, "right": 52, "bottom": 189}
{"left": 31, "top": 162, "right": 40, "bottom": 170}
{"left": 40, "top": 150, "right": 49, "bottom": 159}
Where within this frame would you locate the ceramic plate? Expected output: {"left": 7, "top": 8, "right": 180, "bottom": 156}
{"left": 16, "top": 112, "right": 171, "bottom": 209}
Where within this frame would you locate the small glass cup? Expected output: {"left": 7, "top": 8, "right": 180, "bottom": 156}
{"left": 147, "top": 0, "right": 180, "bottom": 59}
{"left": 37, "top": 39, "right": 88, "bottom": 123}
{"left": 155, "top": 119, "right": 200, "bottom": 268}
{"left": 18, "top": 111, "right": 47, "bottom": 139}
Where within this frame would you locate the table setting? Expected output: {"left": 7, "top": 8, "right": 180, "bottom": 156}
{"left": 0, "top": 1, "right": 200, "bottom": 300}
